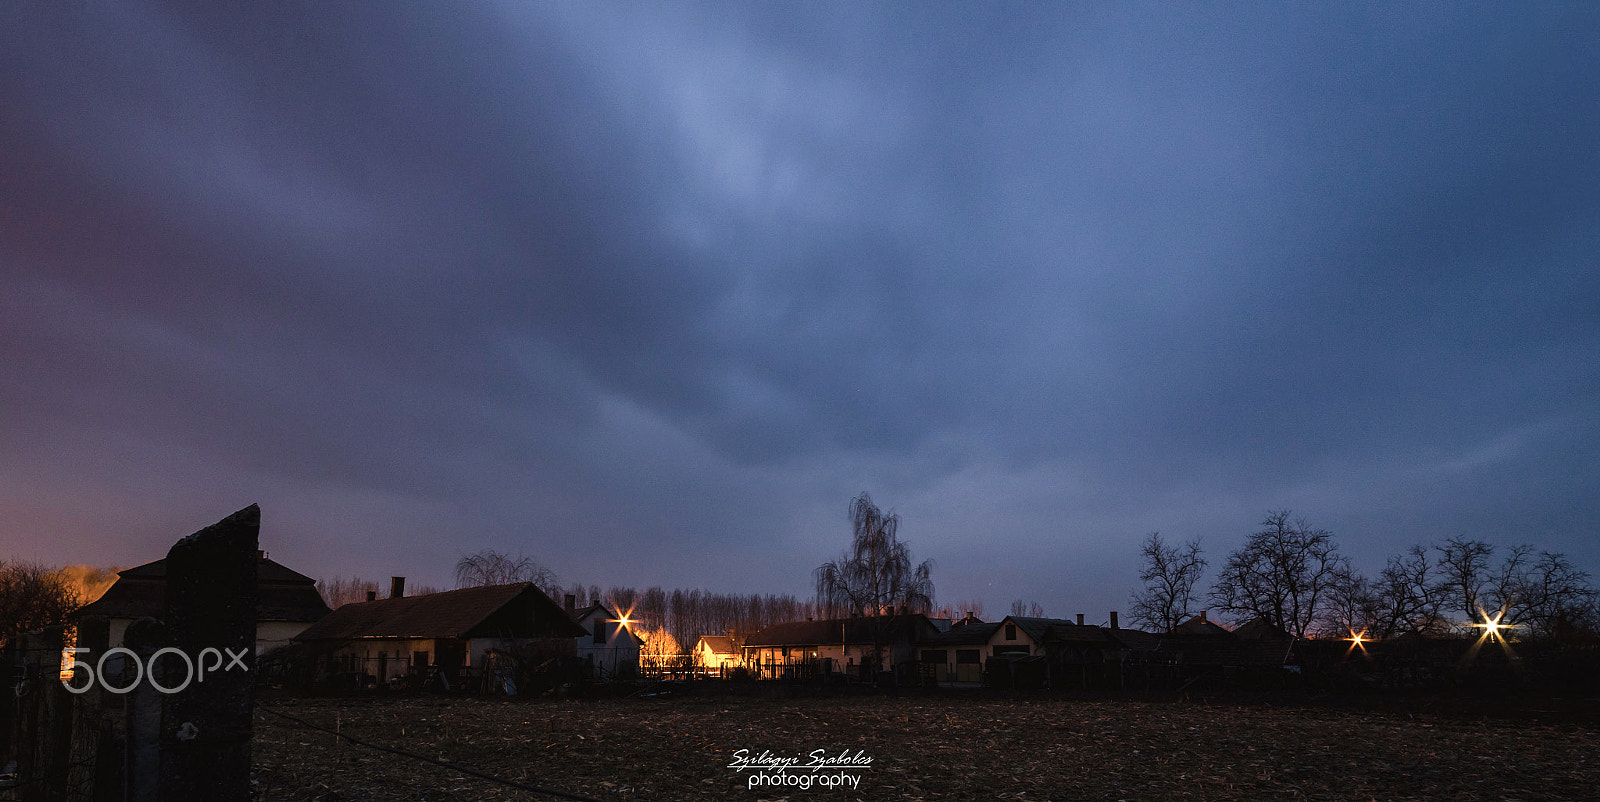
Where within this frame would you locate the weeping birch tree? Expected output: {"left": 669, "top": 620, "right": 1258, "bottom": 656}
{"left": 454, "top": 549, "right": 559, "bottom": 595}
{"left": 814, "top": 493, "right": 935, "bottom": 619}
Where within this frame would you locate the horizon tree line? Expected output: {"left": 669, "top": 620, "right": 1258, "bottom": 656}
{"left": 1130, "top": 509, "right": 1599, "bottom": 640}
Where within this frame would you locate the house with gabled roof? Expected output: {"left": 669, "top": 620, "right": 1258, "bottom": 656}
{"left": 986, "top": 615, "right": 1087, "bottom": 658}
{"left": 742, "top": 614, "right": 940, "bottom": 680}
{"left": 1152, "top": 611, "right": 1296, "bottom": 680}
{"left": 918, "top": 613, "right": 1160, "bottom": 690}
{"left": 563, "top": 596, "right": 640, "bottom": 682}
{"left": 693, "top": 634, "right": 742, "bottom": 675}
{"left": 73, "top": 550, "right": 331, "bottom": 655}
{"left": 916, "top": 618, "right": 998, "bottom": 683}
{"left": 1170, "top": 610, "right": 1233, "bottom": 636}
{"left": 293, "top": 581, "right": 586, "bottom": 687}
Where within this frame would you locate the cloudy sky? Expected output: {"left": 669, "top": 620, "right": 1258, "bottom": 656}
{"left": 3, "top": 3, "right": 1597, "bottom": 619}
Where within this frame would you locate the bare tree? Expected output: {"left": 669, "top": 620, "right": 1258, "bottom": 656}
{"left": 576, "top": 585, "right": 817, "bottom": 647}
{"left": 315, "top": 575, "right": 381, "bottom": 608}
{"left": 638, "top": 629, "right": 684, "bottom": 678}
{"left": 1209, "top": 510, "right": 1343, "bottom": 638}
{"left": 1435, "top": 536, "right": 1494, "bottom": 625}
{"left": 1482, "top": 544, "right": 1534, "bottom": 625}
{"left": 454, "top": 549, "right": 559, "bottom": 594}
{"left": 0, "top": 560, "right": 81, "bottom": 645}
{"left": 1369, "top": 545, "right": 1447, "bottom": 638}
{"left": 932, "top": 599, "right": 986, "bottom": 621}
{"left": 1484, "top": 548, "right": 1598, "bottom": 639}
{"left": 1129, "top": 532, "right": 1207, "bottom": 632}
{"left": 814, "top": 493, "right": 934, "bottom": 619}
{"left": 1009, "top": 600, "right": 1046, "bottom": 617}
{"left": 52, "top": 564, "right": 121, "bottom": 606}
{"left": 1322, "top": 564, "right": 1377, "bottom": 638}
{"left": 605, "top": 586, "right": 639, "bottom": 615}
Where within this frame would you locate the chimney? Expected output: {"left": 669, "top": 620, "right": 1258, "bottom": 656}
{"left": 1200, "top": 610, "right": 1208, "bottom": 623}
{"left": 1076, "top": 613, "right": 1084, "bottom": 626}
{"left": 366, "top": 590, "right": 377, "bottom": 602}
{"left": 1109, "top": 611, "right": 1119, "bottom": 629}
{"left": 565, "top": 594, "right": 575, "bottom": 611}
{"left": 390, "top": 576, "right": 405, "bottom": 599}
{"left": 256, "top": 550, "right": 267, "bottom": 560}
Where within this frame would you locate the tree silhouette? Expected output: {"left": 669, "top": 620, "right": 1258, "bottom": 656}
{"left": 1210, "top": 510, "right": 1343, "bottom": 638}
{"left": 1129, "top": 532, "right": 1206, "bottom": 632}
{"left": 814, "top": 492, "right": 934, "bottom": 619}
{"left": 454, "top": 549, "right": 558, "bottom": 594}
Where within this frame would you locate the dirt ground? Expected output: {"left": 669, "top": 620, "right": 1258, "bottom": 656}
{"left": 251, "top": 691, "right": 1600, "bottom": 801}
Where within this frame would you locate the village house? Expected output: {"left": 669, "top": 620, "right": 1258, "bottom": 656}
{"left": 692, "top": 634, "right": 742, "bottom": 675}
{"left": 742, "top": 613, "right": 940, "bottom": 680}
{"left": 1038, "top": 615, "right": 1144, "bottom": 690}
{"left": 1140, "top": 611, "right": 1298, "bottom": 686}
{"left": 917, "top": 617, "right": 998, "bottom": 683}
{"left": 72, "top": 550, "right": 331, "bottom": 656}
{"left": 914, "top": 612, "right": 1160, "bottom": 690}
{"left": 292, "top": 579, "right": 586, "bottom": 689}
{"left": 563, "top": 595, "right": 640, "bottom": 682}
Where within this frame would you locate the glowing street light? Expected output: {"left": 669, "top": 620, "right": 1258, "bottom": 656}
{"left": 1469, "top": 608, "right": 1515, "bottom": 643}
{"left": 611, "top": 608, "right": 635, "bottom": 631}
{"left": 1343, "top": 628, "right": 1369, "bottom": 657}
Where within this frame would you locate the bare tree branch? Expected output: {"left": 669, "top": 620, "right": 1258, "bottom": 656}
{"left": 1129, "top": 532, "right": 1206, "bottom": 632}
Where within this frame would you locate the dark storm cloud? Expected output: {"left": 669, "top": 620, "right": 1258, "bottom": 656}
{"left": 2, "top": 2, "right": 1596, "bottom": 609}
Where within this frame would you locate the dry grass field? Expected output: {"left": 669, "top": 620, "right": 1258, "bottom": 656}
{"left": 251, "top": 692, "right": 1600, "bottom": 801}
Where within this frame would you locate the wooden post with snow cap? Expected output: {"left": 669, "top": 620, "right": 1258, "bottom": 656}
{"left": 157, "top": 504, "right": 259, "bottom": 801}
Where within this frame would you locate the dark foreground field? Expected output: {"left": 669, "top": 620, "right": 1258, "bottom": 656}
{"left": 252, "top": 692, "right": 1599, "bottom": 801}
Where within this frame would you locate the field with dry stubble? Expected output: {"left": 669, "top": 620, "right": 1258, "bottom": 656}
{"left": 252, "top": 692, "right": 1599, "bottom": 801}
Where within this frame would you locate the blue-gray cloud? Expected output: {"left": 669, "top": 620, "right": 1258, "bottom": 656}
{"left": 2, "top": 2, "right": 1596, "bottom": 613}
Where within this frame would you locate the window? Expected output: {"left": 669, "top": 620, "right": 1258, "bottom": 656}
{"left": 921, "top": 650, "right": 948, "bottom": 663}
{"left": 955, "top": 649, "right": 981, "bottom": 664}
{"left": 593, "top": 621, "right": 606, "bottom": 644}
{"left": 1005, "top": 623, "right": 1017, "bottom": 640}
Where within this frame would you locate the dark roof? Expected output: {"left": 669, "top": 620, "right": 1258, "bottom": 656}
{"left": 919, "top": 621, "right": 1000, "bottom": 647}
{"left": 1000, "top": 616, "right": 1088, "bottom": 644}
{"left": 1042, "top": 622, "right": 1122, "bottom": 646}
{"left": 113, "top": 557, "right": 318, "bottom": 584}
{"left": 744, "top": 615, "right": 938, "bottom": 648}
{"left": 568, "top": 603, "right": 610, "bottom": 623}
{"left": 74, "top": 556, "right": 331, "bottom": 623}
{"left": 295, "top": 582, "right": 587, "bottom": 642}
{"left": 1106, "top": 628, "right": 1161, "bottom": 651}
{"left": 1171, "top": 614, "right": 1233, "bottom": 636}
{"left": 1231, "top": 618, "right": 1293, "bottom": 641}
